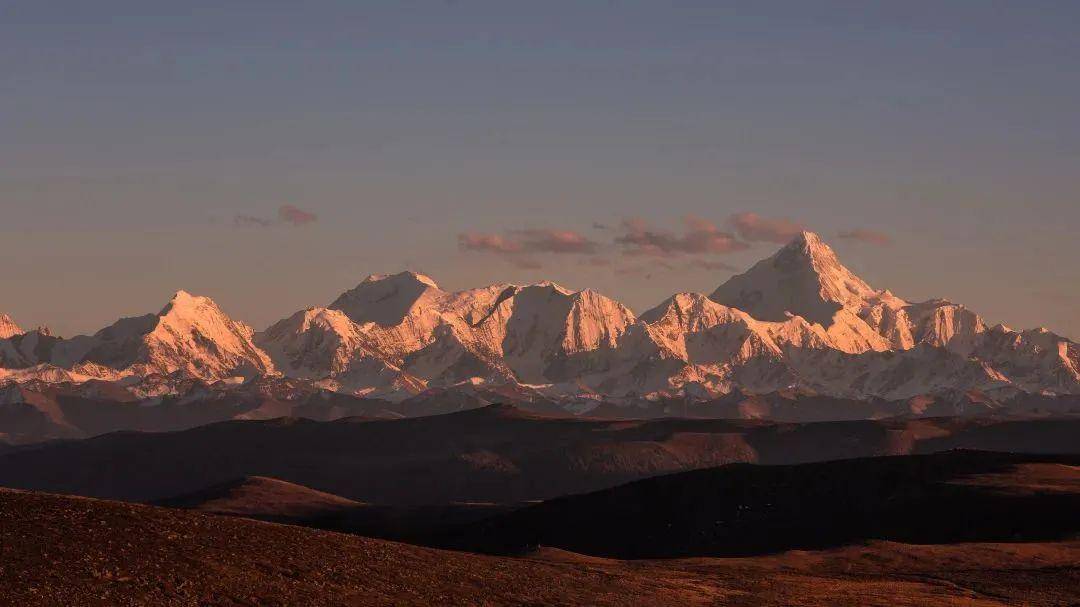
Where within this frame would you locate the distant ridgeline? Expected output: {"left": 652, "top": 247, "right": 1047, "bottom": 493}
{"left": 2, "top": 232, "right": 1078, "bottom": 412}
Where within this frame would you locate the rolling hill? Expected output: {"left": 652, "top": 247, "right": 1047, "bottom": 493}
{"left": 2, "top": 485, "right": 1078, "bottom": 606}
{"left": 0, "top": 404, "right": 1076, "bottom": 506}
{"left": 452, "top": 450, "right": 1080, "bottom": 558}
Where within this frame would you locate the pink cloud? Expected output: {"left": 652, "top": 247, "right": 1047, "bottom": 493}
{"left": 233, "top": 215, "right": 274, "bottom": 228}
{"left": 615, "top": 216, "right": 747, "bottom": 257}
{"left": 278, "top": 204, "right": 318, "bottom": 226}
{"left": 728, "top": 212, "right": 806, "bottom": 243}
{"left": 836, "top": 229, "right": 893, "bottom": 246}
{"left": 458, "top": 227, "right": 601, "bottom": 272}
{"left": 510, "top": 229, "right": 600, "bottom": 254}
{"left": 233, "top": 204, "right": 318, "bottom": 228}
{"left": 458, "top": 233, "right": 523, "bottom": 254}
{"left": 458, "top": 228, "right": 600, "bottom": 264}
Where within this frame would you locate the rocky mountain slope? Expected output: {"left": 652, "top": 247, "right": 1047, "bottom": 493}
{"left": 2, "top": 232, "right": 1077, "bottom": 404}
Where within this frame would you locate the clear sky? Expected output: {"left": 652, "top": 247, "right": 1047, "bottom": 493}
{"left": 2, "top": 1, "right": 1078, "bottom": 338}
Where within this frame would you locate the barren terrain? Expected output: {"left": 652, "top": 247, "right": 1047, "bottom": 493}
{"left": 2, "top": 488, "right": 1077, "bottom": 607}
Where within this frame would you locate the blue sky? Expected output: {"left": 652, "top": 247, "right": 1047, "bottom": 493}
{"left": 2, "top": 1, "right": 1078, "bottom": 337}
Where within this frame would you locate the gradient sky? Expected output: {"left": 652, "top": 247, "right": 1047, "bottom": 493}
{"left": 2, "top": 1, "right": 1078, "bottom": 338}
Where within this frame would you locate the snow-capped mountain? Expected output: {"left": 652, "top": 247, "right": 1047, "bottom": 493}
{"left": 0, "top": 291, "right": 273, "bottom": 384}
{"left": 712, "top": 232, "right": 905, "bottom": 325}
{"left": 256, "top": 306, "right": 422, "bottom": 397}
{"left": 257, "top": 272, "right": 635, "bottom": 396}
{"left": 2, "top": 232, "right": 1078, "bottom": 403}
{"left": 697, "top": 232, "right": 1078, "bottom": 397}
{"left": 0, "top": 314, "right": 22, "bottom": 339}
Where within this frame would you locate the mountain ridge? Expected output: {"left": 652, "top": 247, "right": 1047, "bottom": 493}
{"left": 3, "top": 232, "right": 1077, "bottom": 403}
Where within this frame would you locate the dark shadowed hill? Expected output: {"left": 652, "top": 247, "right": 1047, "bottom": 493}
{"left": 0, "top": 405, "right": 1077, "bottom": 506}
{"left": 157, "top": 476, "right": 511, "bottom": 541}
{"left": 452, "top": 450, "right": 1080, "bottom": 558}
{"left": 157, "top": 476, "right": 362, "bottom": 519}
{"left": 1, "top": 488, "right": 1078, "bottom": 607}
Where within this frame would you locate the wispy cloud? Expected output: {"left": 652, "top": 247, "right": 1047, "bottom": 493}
{"left": 458, "top": 227, "right": 601, "bottom": 270}
{"left": 460, "top": 213, "right": 863, "bottom": 275}
{"left": 458, "top": 233, "right": 523, "bottom": 254}
{"left": 728, "top": 212, "right": 805, "bottom": 243}
{"left": 836, "top": 228, "right": 893, "bottom": 246}
{"left": 278, "top": 204, "right": 318, "bottom": 226}
{"left": 615, "top": 216, "right": 747, "bottom": 257}
{"left": 509, "top": 229, "right": 600, "bottom": 254}
{"left": 459, "top": 228, "right": 599, "bottom": 254}
{"left": 233, "top": 205, "right": 318, "bottom": 228}
{"left": 233, "top": 215, "right": 275, "bottom": 228}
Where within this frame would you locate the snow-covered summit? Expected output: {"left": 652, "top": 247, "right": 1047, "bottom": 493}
{"left": 330, "top": 271, "right": 444, "bottom": 327}
{"left": 0, "top": 314, "right": 22, "bottom": 339}
{"left": 0, "top": 291, "right": 273, "bottom": 383}
{"left": 710, "top": 231, "right": 906, "bottom": 326}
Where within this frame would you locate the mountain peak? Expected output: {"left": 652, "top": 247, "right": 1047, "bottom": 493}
{"left": 0, "top": 313, "right": 23, "bottom": 339}
{"left": 160, "top": 290, "right": 219, "bottom": 317}
{"left": 73, "top": 288, "right": 273, "bottom": 380}
{"left": 522, "top": 280, "right": 574, "bottom": 296}
{"left": 361, "top": 271, "right": 439, "bottom": 290}
{"left": 789, "top": 230, "right": 823, "bottom": 248}
{"left": 782, "top": 230, "right": 840, "bottom": 265}
{"left": 331, "top": 271, "right": 442, "bottom": 326}
{"left": 710, "top": 232, "right": 904, "bottom": 325}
